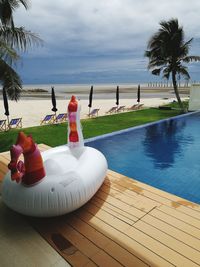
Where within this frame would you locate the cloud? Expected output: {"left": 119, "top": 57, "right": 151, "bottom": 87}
{"left": 14, "top": 0, "right": 200, "bottom": 83}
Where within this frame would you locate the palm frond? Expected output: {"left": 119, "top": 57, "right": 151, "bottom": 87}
{"left": 177, "top": 66, "right": 190, "bottom": 80}
{"left": 0, "top": 26, "right": 43, "bottom": 52}
{"left": 0, "top": 40, "right": 19, "bottom": 64}
{"left": 152, "top": 68, "right": 162, "bottom": 76}
{"left": 0, "top": 0, "right": 29, "bottom": 27}
{"left": 0, "top": 58, "right": 22, "bottom": 100}
{"left": 162, "top": 66, "right": 172, "bottom": 80}
{"left": 182, "top": 56, "right": 200, "bottom": 63}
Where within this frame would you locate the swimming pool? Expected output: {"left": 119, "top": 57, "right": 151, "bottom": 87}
{"left": 86, "top": 111, "right": 200, "bottom": 204}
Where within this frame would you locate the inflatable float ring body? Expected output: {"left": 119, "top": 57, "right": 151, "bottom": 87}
{"left": 2, "top": 96, "right": 108, "bottom": 217}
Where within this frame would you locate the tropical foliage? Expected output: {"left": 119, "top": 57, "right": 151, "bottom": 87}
{"left": 145, "top": 18, "right": 200, "bottom": 111}
{"left": 0, "top": 0, "right": 42, "bottom": 100}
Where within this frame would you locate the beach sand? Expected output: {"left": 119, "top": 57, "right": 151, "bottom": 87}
{"left": 0, "top": 95, "right": 189, "bottom": 128}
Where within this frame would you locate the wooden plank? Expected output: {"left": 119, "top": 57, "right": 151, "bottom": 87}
{"left": 0, "top": 161, "right": 8, "bottom": 173}
{"left": 39, "top": 144, "right": 51, "bottom": 151}
{"left": 65, "top": 215, "right": 148, "bottom": 267}
{"left": 106, "top": 176, "right": 200, "bottom": 221}
{"left": 126, "top": 223, "right": 199, "bottom": 267}
{"left": 30, "top": 218, "right": 98, "bottom": 267}
{"left": 0, "top": 154, "right": 10, "bottom": 165}
{"left": 95, "top": 189, "right": 146, "bottom": 219}
{"left": 141, "top": 213, "right": 200, "bottom": 252}
{"left": 100, "top": 183, "right": 158, "bottom": 213}
{"left": 31, "top": 217, "right": 123, "bottom": 267}
{"left": 134, "top": 219, "right": 200, "bottom": 265}
{"left": 157, "top": 205, "right": 200, "bottom": 229}
{"left": 104, "top": 178, "right": 159, "bottom": 208}
{"left": 91, "top": 250, "right": 124, "bottom": 267}
{"left": 76, "top": 209, "right": 174, "bottom": 267}
{"left": 0, "top": 151, "right": 10, "bottom": 158}
{"left": 84, "top": 262, "right": 98, "bottom": 267}
{"left": 149, "top": 208, "right": 200, "bottom": 239}
{"left": 83, "top": 201, "right": 131, "bottom": 231}
{"left": 107, "top": 170, "right": 200, "bottom": 215}
{"left": 82, "top": 201, "right": 200, "bottom": 267}
{"left": 91, "top": 196, "right": 138, "bottom": 224}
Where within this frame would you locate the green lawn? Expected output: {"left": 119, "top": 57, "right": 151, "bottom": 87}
{"left": 0, "top": 107, "right": 184, "bottom": 153}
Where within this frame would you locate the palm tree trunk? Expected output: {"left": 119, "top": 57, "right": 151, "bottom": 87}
{"left": 172, "top": 70, "right": 185, "bottom": 112}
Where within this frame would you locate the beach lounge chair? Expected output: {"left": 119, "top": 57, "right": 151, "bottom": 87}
{"left": 127, "top": 104, "right": 139, "bottom": 110}
{"left": 88, "top": 108, "right": 100, "bottom": 117}
{"left": 137, "top": 104, "right": 144, "bottom": 110}
{"left": 54, "top": 113, "right": 68, "bottom": 123}
{"left": 106, "top": 106, "right": 118, "bottom": 114}
{"left": 40, "top": 114, "right": 55, "bottom": 125}
{"left": 8, "top": 118, "right": 22, "bottom": 129}
{"left": 0, "top": 119, "right": 7, "bottom": 131}
{"left": 116, "top": 105, "right": 126, "bottom": 112}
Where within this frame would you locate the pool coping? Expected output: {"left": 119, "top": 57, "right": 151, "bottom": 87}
{"left": 85, "top": 110, "right": 200, "bottom": 143}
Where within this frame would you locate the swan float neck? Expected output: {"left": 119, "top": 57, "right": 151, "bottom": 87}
{"left": 68, "top": 95, "right": 84, "bottom": 149}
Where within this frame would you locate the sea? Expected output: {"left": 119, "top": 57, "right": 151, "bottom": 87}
{"left": 0, "top": 82, "right": 189, "bottom": 100}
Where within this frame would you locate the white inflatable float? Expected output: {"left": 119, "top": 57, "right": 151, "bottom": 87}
{"left": 2, "top": 96, "right": 108, "bottom": 217}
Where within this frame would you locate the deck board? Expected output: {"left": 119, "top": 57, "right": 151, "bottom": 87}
{"left": 107, "top": 170, "right": 200, "bottom": 214}
{"left": 0, "top": 144, "right": 200, "bottom": 267}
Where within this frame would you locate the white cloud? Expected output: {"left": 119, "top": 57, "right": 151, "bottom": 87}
{"left": 13, "top": 0, "right": 200, "bottom": 83}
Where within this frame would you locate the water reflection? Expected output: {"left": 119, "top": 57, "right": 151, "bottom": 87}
{"left": 143, "top": 119, "right": 193, "bottom": 169}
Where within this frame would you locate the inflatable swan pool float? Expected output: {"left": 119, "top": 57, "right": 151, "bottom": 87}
{"left": 2, "top": 96, "right": 108, "bottom": 217}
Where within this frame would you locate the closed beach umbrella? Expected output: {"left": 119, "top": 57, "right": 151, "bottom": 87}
{"left": 3, "top": 87, "right": 10, "bottom": 126}
{"left": 116, "top": 85, "right": 119, "bottom": 106}
{"left": 137, "top": 84, "right": 141, "bottom": 103}
{"left": 88, "top": 85, "right": 93, "bottom": 113}
{"left": 51, "top": 86, "right": 57, "bottom": 115}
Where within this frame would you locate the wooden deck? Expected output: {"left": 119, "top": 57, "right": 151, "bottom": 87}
{"left": 0, "top": 144, "right": 200, "bottom": 267}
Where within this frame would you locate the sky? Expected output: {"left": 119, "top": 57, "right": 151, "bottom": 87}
{"left": 14, "top": 0, "right": 200, "bottom": 85}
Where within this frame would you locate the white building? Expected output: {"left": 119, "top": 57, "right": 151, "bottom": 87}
{"left": 189, "top": 84, "right": 200, "bottom": 111}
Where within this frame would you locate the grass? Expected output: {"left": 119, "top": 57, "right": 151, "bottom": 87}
{"left": 165, "top": 100, "right": 189, "bottom": 109}
{"left": 0, "top": 107, "right": 184, "bottom": 153}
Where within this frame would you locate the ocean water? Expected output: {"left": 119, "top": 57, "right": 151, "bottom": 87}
{"left": 23, "top": 83, "right": 142, "bottom": 93}
{"left": 86, "top": 112, "right": 200, "bottom": 204}
{"left": 18, "top": 82, "right": 185, "bottom": 100}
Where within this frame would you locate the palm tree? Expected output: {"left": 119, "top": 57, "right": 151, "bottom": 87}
{"left": 145, "top": 18, "right": 200, "bottom": 111}
{"left": 0, "top": 0, "right": 42, "bottom": 100}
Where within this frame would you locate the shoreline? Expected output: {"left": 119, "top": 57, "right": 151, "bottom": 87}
{"left": 0, "top": 87, "right": 189, "bottom": 100}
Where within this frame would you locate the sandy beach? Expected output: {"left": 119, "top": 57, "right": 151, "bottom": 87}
{"left": 0, "top": 83, "right": 190, "bottom": 128}
{"left": 0, "top": 94, "right": 189, "bottom": 128}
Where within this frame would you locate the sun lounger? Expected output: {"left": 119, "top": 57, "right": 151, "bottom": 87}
{"left": 40, "top": 114, "right": 55, "bottom": 125}
{"left": 0, "top": 119, "right": 7, "bottom": 131}
{"left": 88, "top": 108, "right": 100, "bottom": 117}
{"left": 106, "top": 106, "right": 118, "bottom": 114}
{"left": 136, "top": 104, "right": 144, "bottom": 109}
{"left": 54, "top": 113, "right": 68, "bottom": 123}
{"left": 127, "top": 104, "right": 139, "bottom": 110}
{"left": 8, "top": 118, "right": 22, "bottom": 129}
{"left": 116, "top": 105, "right": 126, "bottom": 112}
{"left": 127, "top": 104, "right": 144, "bottom": 111}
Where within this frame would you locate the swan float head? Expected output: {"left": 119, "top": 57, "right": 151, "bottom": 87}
{"left": 7, "top": 132, "right": 46, "bottom": 186}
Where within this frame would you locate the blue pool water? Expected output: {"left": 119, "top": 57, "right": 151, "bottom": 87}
{"left": 86, "top": 112, "right": 200, "bottom": 204}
